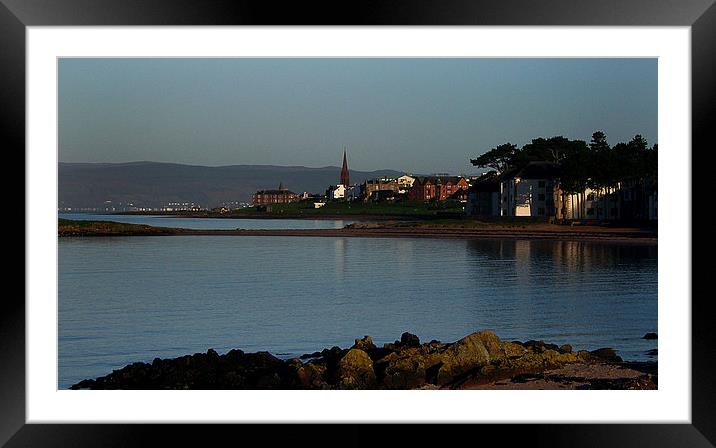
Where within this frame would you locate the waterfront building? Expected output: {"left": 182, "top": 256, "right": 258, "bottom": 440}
{"left": 252, "top": 182, "right": 300, "bottom": 205}
{"left": 499, "top": 162, "right": 560, "bottom": 218}
{"left": 467, "top": 171, "right": 501, "bottom": 216}
{"left": 409, "top": 176, "right": 469, "bottom": 201}
{"left": 344, "top": 184, "right": 363, "bottom": 202}
{"left": 370, "top": 189, "right": 398, "bottom": 202}
{"left": 327, "top": 184, "right": 346, "bottom": 200}
{"left": 363, "top": 178, "right": 400, "bottom": 201}
{"left": 396, "top": 175, "right": 415, "bottom": 193}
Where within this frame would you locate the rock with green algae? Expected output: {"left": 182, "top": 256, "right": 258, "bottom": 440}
{"left": 337, "top": 348, "right": 376, "bottom": 389}
{"left": 375, "top": 347, "right": 443, "bottom": 389}
{"left": 436, "top": 331, "right": 498, "bottom": 385}
{"left": 70, "top": 331, "right": 642, "bottom": 391}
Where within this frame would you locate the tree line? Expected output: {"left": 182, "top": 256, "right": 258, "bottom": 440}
{"left": 470, "top": 131, "right": 658, "bottom": 196}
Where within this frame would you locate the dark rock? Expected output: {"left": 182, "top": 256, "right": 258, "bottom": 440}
{"left": 288, "top": 358, "right": 328, "bottom": 389}
{"left": 589, "top": 348, "right": 623, "bottom": 363}
{"left": 642, "top": 332, "right": 658, "bottom": 340}
{"left": 69, "top": 330, "right": 639, "bottom": 390}
{"left": 366, "top": 346, "right": 395, "bottom": 362}
{"left": 400, "top": 332, "right": 421, "bottom": 348}
{"left": 70, "top": 348, "right": 301, "bottom": 390}
{"left": 320, "top": 346, "right": 347, "bottom": 363}
{"left": 352, "top": 335, "right": 376, "bottom": 352}
{"left": 299, "top": 351, "right": 322, "bottom": 360}
{"left": 524, "top": 340, "right": 561, "bottom": 353}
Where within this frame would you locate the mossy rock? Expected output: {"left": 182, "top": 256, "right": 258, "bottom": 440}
{"left": 376, "top": 347, "right": 443, "bottom": 389}
{"left": 436, "top": 331, "right": 496, "bottom": 385}
{"left": 337, "top": 349, "right": 376, "bottom": 389}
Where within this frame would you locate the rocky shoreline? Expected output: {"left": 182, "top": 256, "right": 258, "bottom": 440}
{"left": 70, "top": 331, "right": 657, "bottom": 390}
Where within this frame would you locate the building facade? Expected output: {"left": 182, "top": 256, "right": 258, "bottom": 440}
{"left": 499, "top": 163, "right": 560, "bottom": 218}
{"left": 467, "top": 171, "right": 501, "bottom": 216}
{"left": 363, "top": 178, "right": 400, "bottom": 201}
{"left": 252, "top": 183, "right": 300, "bottom": 205}
{"left": 396, "top": 175, "right": 416, "bottom": 193}
{"left": 409, "top": 176, "right": 469, "bottom": 201}
{"left": 327, "top": 184, "right": 346, "bottom": 200}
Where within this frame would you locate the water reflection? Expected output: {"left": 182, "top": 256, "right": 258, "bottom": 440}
{"left": 59, "top": 236, "right": 657, "bottom": 388}
{"left": 466, "top": 238, "right": 657, "bottom": 274}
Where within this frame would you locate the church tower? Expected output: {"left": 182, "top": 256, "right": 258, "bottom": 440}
{"left": 340, "top": 147, "right": 350, "bottom": 186}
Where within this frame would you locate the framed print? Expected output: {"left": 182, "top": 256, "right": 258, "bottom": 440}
{"left": 4, "top": 0, "right": 714, "bottom": 446}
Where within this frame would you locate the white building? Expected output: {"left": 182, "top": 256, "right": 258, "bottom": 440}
{"left": 396, "top": 175, "right": 415, "bottom": 193}
{"left": 328, "top": 184, "right": 346, "bottom": 200}
{"left": 500, "top": 162, "right": 560, "bottom": 218}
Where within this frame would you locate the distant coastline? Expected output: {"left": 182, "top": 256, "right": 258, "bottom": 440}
{"left": 58, "top": 218, "right": 657, "bottom": 243}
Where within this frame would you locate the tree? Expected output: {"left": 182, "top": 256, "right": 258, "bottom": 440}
{"left": 470, "top": 143, "right": 518, "bottom": 173}
{"left": 590, "top": 131, "right": 609, "bottom": 152}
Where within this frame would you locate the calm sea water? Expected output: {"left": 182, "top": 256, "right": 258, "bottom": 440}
{"left": 59, "top": 213, "right": 354, "bottom": 230}
{"left": 58, "top": 226, "right": 658, "bottom": 389}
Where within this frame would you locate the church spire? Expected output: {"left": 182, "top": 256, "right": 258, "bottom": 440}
{"left": 340, "top": 147, "right": 350, "bottom": 186}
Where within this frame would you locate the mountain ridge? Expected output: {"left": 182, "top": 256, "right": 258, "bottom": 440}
{"left": 59, "top": 161, "right": 408, "bottom": 209}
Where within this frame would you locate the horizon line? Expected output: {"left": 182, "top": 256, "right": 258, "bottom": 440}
{"left": 58, "top": 160, "right": 485, "bottom": 175}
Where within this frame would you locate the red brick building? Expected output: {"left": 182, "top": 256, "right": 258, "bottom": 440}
{"left": 409, "top": 176, "right": 469, "bottom": 201}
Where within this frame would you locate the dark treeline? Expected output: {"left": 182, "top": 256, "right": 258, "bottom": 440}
{"left": 470, "top": 132, "right": 658, "bottom": 195}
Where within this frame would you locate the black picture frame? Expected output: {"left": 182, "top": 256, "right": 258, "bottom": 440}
{"left": 4, "top": 0, "right": 713, "bottom": 446}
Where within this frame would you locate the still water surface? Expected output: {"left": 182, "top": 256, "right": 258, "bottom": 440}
{"left": 58, "top": 230, "right": 657, "bottom": 389}
{"left": 59, "top": 212, "right": 354, "bottom": 230}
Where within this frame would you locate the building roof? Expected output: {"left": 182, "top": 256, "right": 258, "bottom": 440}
{"left": 413, "top": 176, "right": 465, "bottom": 185}
{"left": 254, "top": 189, "right": 297, "bottom": 195}
{"left": 468, "top": 171, "right": 501, "bottom": 192}
{"left": 365, "top": 178, "right": 398, "bottom": 184}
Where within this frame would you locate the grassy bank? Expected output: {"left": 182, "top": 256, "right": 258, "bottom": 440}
{"left": 58, "top": 218, "right": 176, "bottom": 237}
{"left": 58, "top": 218, "right": 657, "bottom": 242}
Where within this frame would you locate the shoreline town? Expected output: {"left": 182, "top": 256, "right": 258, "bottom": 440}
{"left": 62, "top": 134, "right": 658, "bottom": 228}
{"left": 60, "top": 135, "right": 658, "bottom": 390}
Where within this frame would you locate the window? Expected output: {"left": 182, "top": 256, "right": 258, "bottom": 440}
{"left": 538, "top": 193, "right": 545, "bottom": 201}
{"left": 537, "top": 207, "right": 545, "bottom": 216}
{"left": 587, "top": 208, "right": 594, "bottom": 216}
{"left": 538, "top": 180, "right": 546, "bottom": 188}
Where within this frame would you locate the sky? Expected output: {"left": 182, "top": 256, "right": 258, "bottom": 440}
{"left": 59, "top": 58, "right": 657, "bottom": 174}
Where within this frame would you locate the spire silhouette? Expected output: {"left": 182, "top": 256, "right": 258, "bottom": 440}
{"left": 340, "top": 147, "right": 350, "bottom": 186}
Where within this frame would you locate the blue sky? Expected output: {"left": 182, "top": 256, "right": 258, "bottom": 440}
{"left": 59, "top": 58, "right": 657, "bottom": 174}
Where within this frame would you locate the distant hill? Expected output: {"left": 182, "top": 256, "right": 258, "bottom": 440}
{"left": 59, "top": 161, "right": 406, "bottom": 209}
